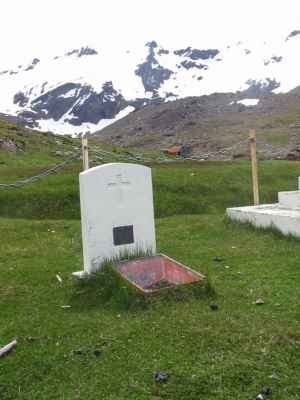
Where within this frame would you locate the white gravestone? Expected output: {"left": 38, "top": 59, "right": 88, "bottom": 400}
{"left": 73, "top": 163, "right": 156, "bottom": 277}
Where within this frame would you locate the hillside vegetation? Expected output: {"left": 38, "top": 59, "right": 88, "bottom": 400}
{"left": 95, "top": 91, "right": 300, "bottom": 160}
{"left": 0, "top": 119, "right": 79, "bottom": 167}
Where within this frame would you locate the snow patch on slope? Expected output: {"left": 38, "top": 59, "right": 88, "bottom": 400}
{"left": 237, "top": 98, "right": 260, "bottom": 106}
{"left": 2, "top": 33, "right": 300, "bottom": 135}
{"left": 34, "top": 106, "right": 135, "bottom": 136}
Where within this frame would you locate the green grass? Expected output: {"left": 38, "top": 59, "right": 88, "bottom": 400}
{"left": 257, "top": 113, "right": 300, "bottom": 129}
{"left": 1, "top": 127, "right": 300, "bottom": 399}
{"left": 74, "top": 260, "right": 212, "bottom": 312}
{"left": 0, "top": 119, "right": 79, "bottom": 167}
{"left": 262, "top": 132, "right": 290, "bottom": 146}
{"left": 1, "top": 215, "right": 300, "bottom": 399}
{"left": 1, "top": 159, "right": 300, "bottom": 219}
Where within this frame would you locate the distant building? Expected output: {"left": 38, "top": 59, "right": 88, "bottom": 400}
{"left": 287, "top": 149, "right": 300, "bottom": 160}
{"left": 164, "top": 145, "right": 192, "bottom": 158}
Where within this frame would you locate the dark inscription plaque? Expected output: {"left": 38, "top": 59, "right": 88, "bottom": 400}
{"left": 113, "top": 225, "right": 134, "bottom": 246}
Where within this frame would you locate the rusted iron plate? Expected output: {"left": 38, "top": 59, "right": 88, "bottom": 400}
{"left": 114, "top": 254, "right": 205, "bottom": 294}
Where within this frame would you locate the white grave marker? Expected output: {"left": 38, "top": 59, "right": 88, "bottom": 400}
{"left": 73, "top": 163, "right": 156, "bottom": 277}
{"left": 227, "top": 176, "right": 300, "bottom": 238}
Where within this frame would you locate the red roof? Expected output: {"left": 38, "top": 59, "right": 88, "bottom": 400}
{"left": 166, "top": 145, "right": 182, "bottom": 155}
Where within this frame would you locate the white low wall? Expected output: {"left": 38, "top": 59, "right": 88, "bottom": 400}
{"left": 227, "top": 204, "right": 300, "bottom": 237}
{"left": 278, "top": 191, "right": 300, "bottom": 209}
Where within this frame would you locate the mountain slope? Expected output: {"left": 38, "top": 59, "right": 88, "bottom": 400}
{"left": 93, "top": 88, "right": 300, "bottom": 159}
{"left": 1, "top": 32, "right": 300, "bottom": 136}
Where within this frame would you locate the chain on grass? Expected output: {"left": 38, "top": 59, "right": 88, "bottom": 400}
{"left": 0, "top": 136, "right": 287, "bottom": 189}
{"left": 89, "top": 138, "right": 249, "bottom": 164}
{"left": 0, "top": 151, "right": 81, "bottom": 189}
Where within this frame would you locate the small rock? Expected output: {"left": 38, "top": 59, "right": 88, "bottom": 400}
{"left": 255, "top": 298, "right": 265, "bottom": 305}
{"left": 154, "top": 371, "right": 169, "bottom": 383}
{"left": 261, "top": 387, "right": 272, "bottom": 396}
{"left": 26, "top": 336, "right": 38, "bottom": 342}
{"left": 213, "top": 256, "right": 223, "bottom": 262}
{"left": 53, "top": 150, "right": 65, "bottom": 157}
{"left": 0, "top": 139, "right": 18, "bottom": 153}
{"left": 94, "top": 349, "right": 102, "bottom": 357}
{"left": 210, "top": 304, "right": 219, "bottom": 311}
{"left": 72, "top": 349, "right": 83, "bottom": 356}
{"left": 256, "top": 394, "right": 265, "bottom": 400}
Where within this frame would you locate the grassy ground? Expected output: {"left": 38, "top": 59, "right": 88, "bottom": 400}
{"left": 0, "top": 133, "right": 300, "bottom": 399}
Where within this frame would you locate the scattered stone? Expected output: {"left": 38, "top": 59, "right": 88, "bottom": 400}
{"left": 72, "top": 349, "right": 84, "bottom": 356}
{"left": 255, "top": 298, "right": 265, "bottom": 305}
{"left": 213, "top": 256, "right": 223, "bottom": 262}
{"left": 26, "top": 336, "right": 38, "bottom": 342}
{"left": 0, "top": 139, "right": 18, "bottom": 153}
{"left": 93, "top": 349, "right": 102, "bottom": 357}
{"left": 255, "top": 386, "right": 272, "bottom": 399}
{"left": 53, "top": 150, "right": 65, "bottom": 157}
{"left": 210, "top": 304, "right": 219, "bottom": 311}
{"left": 61, "top": 305, "right": 71, "bottom": 309}
{"left": 261, "top": 387, "right": 272, "bottom": 396}
{"left": 154, "top": 371, "right": 169, "bottom": 383}
{"left": 224, "top": 265, "right": 230, "bottom": 269}
{"left": 56, "top": 274, "right": 62, "bottom": 283}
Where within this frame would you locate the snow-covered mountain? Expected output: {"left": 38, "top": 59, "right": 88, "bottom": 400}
{"left": 1, "top": 31, "right": 300, "bottom": 136}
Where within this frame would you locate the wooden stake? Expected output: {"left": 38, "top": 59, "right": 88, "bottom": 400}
{"left": 82, "top": 136, "right": 89, "bottom": 171}
{"left": 249, "top": 129, "right": 260, "bottom": 205}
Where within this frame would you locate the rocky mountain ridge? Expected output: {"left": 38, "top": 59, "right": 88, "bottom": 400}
{"left": 93, "top": 87, "right": 300, "bottom": 162}
{"left": 1, "top": 32, "right": 300, "bottom": 136}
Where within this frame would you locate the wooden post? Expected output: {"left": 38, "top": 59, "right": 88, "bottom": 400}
{"left": 249, "top": 129, "right": 260, "bottom": 205}
{"left": 82, "top": 135, "right": 89, "bottom": 171}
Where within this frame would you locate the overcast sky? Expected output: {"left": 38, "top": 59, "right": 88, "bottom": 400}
{"left": 1, "top": 0, "right": 300, "bottom": 67}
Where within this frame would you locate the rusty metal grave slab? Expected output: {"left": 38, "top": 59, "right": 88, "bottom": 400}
{"left": 113, "top": 254, "right": 205, "bottom": 294}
